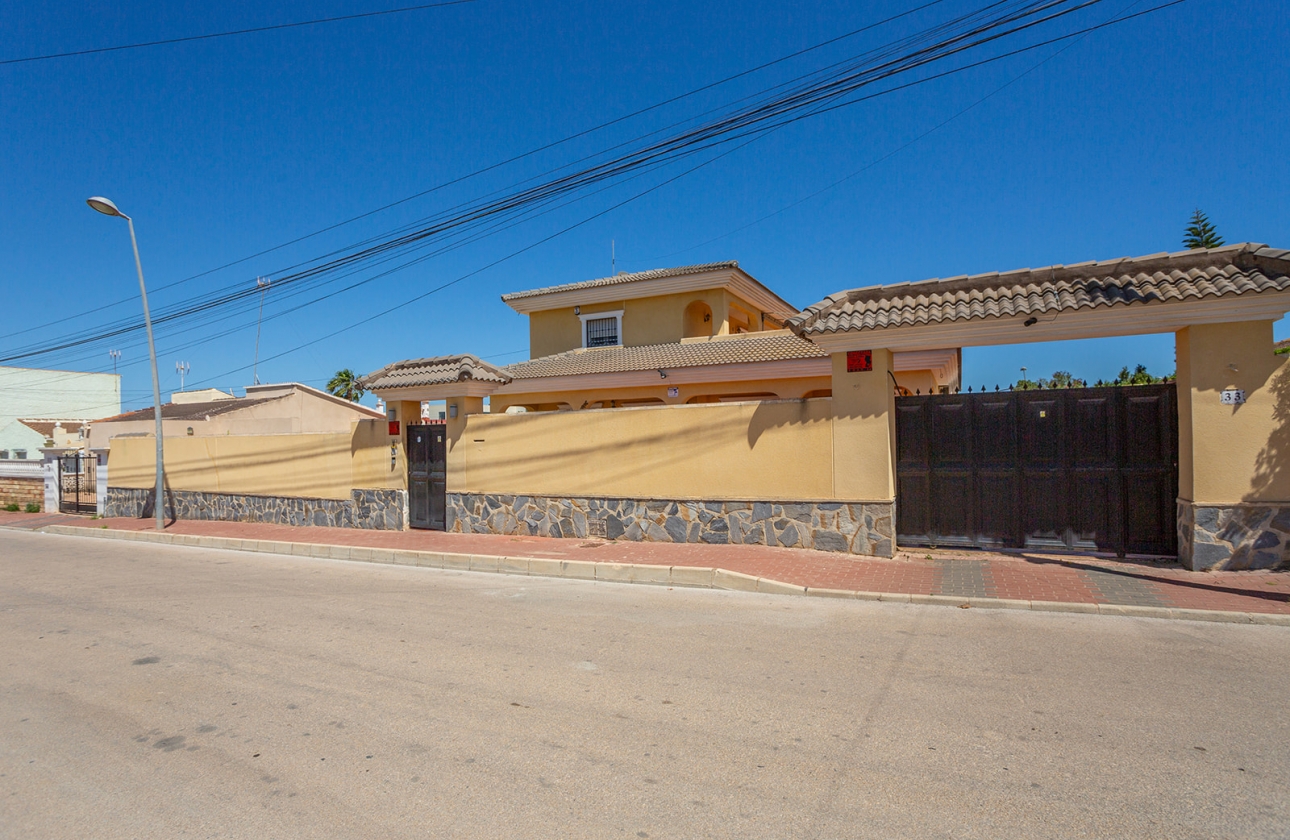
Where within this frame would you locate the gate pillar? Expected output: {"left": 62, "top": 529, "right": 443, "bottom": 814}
{"left": 829, "top": 350, "right": 897, "bottom": 556}
{"left": 1175, "top": 320, "right": 1290, "bottom": 570}
{"left": 40, "top": 448, "right": 62, "bottom": 515}
{"left": 444, "top": 395, "right": 484, "bottom": 490}
{"left": 92, "top": 448, "right": 109, "bottom": 517}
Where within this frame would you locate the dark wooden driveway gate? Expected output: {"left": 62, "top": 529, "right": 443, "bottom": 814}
{"left": 407, "top": 424, "right": 447, "bottom": 530}
{"left": 895, "top": 384, "right": 1178, "bottom": 556}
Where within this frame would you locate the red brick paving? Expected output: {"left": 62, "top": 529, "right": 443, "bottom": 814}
{"left": 3, "top": 511, "right": 1288, "bottom": 616}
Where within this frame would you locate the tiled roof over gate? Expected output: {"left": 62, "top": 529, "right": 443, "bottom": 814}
{"left": 788, "top": 244, "right": 1290, "bottom": 337}
{"left": 503, "top": 332, "right": 826, "bottom": 379}
{"left": 362, "top": 354, "right": 513, "bottom": 390}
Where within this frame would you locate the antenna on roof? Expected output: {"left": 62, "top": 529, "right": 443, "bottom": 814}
{"left": 253, "top": 276, "right": 271, "bottom": 385}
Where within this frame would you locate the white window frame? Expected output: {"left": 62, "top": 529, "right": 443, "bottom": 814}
{"left": 579, "top": 310, "right": 623, "bottom": 348}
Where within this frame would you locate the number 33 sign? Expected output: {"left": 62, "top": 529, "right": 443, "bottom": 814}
{"left": 846, "top": 350, "right": 872, "bottom": 372}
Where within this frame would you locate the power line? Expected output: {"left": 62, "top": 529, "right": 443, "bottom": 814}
{"left": 3, "top": 0, "right": 1114, "bottom": 364}
{"left": 183, "top": 137, "right": 764, "bottom": 391}
{"left": 0, "top": 0, "right": 953, "bottom": 344}
{"left": 4, "top": 0, "right": 1183, "bottom": 376}
{"left": 0, "top": 1, "right": 477, "bottom": 67}
{"left": 633, "top": 0, "right": 1184, "bottom": 265}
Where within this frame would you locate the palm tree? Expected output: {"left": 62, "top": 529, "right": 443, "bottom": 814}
{"left": 1183, "top": 209, "right": 1224, "bottom": 249}
{"left": 327, "top": 369, "right": 365, "bottom": 402}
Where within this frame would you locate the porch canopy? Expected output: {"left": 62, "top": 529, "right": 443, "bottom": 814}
{"left": 361, "top": 353, "right": 512, "bottom": 401}
{"left": 787, "top": 243, "right": 1290, "bottom": 351}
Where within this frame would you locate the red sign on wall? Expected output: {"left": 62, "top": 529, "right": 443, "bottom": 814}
{"left": 388, "top": 420, "right": 401, "bottom": 436}
{"left": 846, "top": 350, "right": 873, "bottom": 372}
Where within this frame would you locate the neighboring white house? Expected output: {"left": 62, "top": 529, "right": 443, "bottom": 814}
{"left": 0, "top": 365, "right": 121, "bottom": 461}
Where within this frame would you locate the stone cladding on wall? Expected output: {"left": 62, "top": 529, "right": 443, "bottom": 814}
{"left": 0, "top": 476, "right": 43, "bottom": 508}
{"left": 447, "top": 493, "right": 895, "bottom": 557}
{"left": 1178, "top": 500, "right": 1290, "bottom": 571}
{"left": 105, "top": 487, "right": 406, "bottom": 530}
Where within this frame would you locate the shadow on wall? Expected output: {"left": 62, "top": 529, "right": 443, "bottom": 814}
{"left": 747, "top": 397, "right": 831, "bottom": 447}
{"left": 1248, "top": 358, "right": 1290, "bottom": 501}
{"left": 109, "top": 428, "right": 391, "bottom": 500}
{"left": 461, "top": 398, "right": 834, "bottom": 497}
{"left": 138, "top": 473, "right": 177, "bottom": 525}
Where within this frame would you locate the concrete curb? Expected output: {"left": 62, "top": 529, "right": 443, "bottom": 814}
{"left": 31, "top": 524, "right": 1290, "bottom": 627}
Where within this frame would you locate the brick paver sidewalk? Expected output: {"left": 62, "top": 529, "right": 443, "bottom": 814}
{"left": 3, "top": 510, "right": 1288, "bottom": 617}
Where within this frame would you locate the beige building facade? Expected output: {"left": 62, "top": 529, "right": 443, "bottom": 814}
{"left": 363, "top": 245, "right": 1290, "bottom": 571}
{"left": 99, "top": 247, "right": 1290, "bottom": 571}
{"left": 100, "top": 383, "right": 405, "bottom": 528}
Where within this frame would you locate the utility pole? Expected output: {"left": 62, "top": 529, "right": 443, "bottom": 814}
{"left": 109, "top": 349, "right": 121, "bottom": 376}
{"left": 176, "top": 360, "right": 190, "bottom": 392}
{"left": 253, "top": 276, "right": 271, "bottom": 385}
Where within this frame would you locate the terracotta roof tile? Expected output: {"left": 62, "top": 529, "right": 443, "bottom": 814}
{"left": 17, "top": 419, "right": 80, "bottom": 438}
{"left": 500, "top": 262, "right": 739, "bottom": 302}
{"left": 503, "top": 332, "right": 825, "bottom": 379}
{"left": 96, "top": 396, "right": 288, "bottom": 424}
{"left": 788, "top": 244, "right": 1290, "bottom": 336}
{"left": 362, "top": 354, "right": 512, "bottom": 390}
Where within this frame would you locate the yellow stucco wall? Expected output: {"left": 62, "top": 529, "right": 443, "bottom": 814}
{"left": 1177, "top": 321, "right": 1290, "bottom": 505}
{"left": 891, "top": 370, "right": 939, "bottom": 396}
{"left": 829, "top": 351, "right": 896, "bottom": 502}
{"left": 453, "top": 398, "right": 835, "bottom": 500}
{"left": 490, "top": 375, "right": 832, "bottom": 412}
{"left": 526, "top": 289, "right": 777, "bottom": 357}
{"left": 351, "top": 419, "right": 406, "bottom": 491}
{"left": 445, "top": 396, "right": 484, "bottom": 494}
{"left": 529, "top": 308, "right": 588, "bottom": 359}
{"left": 109, "top": 421, "right": 402, "bottom": 500}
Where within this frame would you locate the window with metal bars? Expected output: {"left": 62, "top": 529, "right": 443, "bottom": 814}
{"left": 585, "top": 316, "right": 619, "bottom": 347}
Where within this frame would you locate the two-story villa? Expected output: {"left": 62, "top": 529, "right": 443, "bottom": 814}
{"left": 366, "top": 262, "right": 960, "bottom": 412}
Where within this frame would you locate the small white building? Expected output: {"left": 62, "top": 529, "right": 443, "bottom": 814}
{"left": 0, "top": 365, "right": 121, "bottom": 509}
{"left": 0, "top": 366, "right": 120, "bottom": 461}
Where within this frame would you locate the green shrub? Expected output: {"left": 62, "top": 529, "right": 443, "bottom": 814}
{"left": 25, "top": 503, "right": 40, "bottom": 513}
{"left": 3, "top": 503, "right": 19, "bottom": 512}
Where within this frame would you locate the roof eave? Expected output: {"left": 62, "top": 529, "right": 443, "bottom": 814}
{"left": 502, "top": 266, "right": 796, "bottom": 317}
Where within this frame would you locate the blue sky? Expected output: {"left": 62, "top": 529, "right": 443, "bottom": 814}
{"left": 2, "top": 0, "right": 1286, "bottom": 410}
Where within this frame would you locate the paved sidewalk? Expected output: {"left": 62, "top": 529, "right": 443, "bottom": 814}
{"left": 3, "top": 510, "right": 1288, "bottom": 620}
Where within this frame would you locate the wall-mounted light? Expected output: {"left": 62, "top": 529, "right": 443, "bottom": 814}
{"left": 449, "top": 404, "right": 459, "bottom": 419}
{"left": 658, "top": 369, "right": 668, "bottom": 379}
{"left": 703, "top": 313, "right": 710, "bottom": 322}
{"left": 574, "top": 306, "right": 581, "bottom": 315}
{"left": 1023, "top": 317, "right": 1038, "bottom": 327}
{"left": 186, "top": 427, "right": 194, "bottom": 436}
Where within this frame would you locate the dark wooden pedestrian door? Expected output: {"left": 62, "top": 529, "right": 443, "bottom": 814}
{"left": 407, "top": 424, "right": 447, "bottom": 530}
{"left": 895, "top": 384, "right": 1177, "bottom": 556}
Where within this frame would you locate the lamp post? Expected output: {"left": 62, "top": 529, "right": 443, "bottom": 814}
{"left": 87, "top": 196, "right": 165, "bottom": 531}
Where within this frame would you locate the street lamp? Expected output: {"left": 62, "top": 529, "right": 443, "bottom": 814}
{"left": 87, "top": 196, "right": 166, "bottom": 531}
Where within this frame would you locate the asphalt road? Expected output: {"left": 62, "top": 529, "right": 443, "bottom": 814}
{"left": 1, "top": 529, "right": 1288, "bottom": 839}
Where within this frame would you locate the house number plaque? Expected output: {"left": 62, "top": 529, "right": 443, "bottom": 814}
{"left": 1221, "top": 388, "right": 1246, "bottom": 405}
